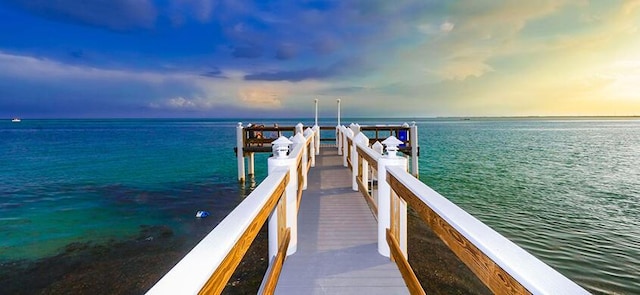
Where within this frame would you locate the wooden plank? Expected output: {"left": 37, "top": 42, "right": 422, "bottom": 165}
{"left": 275, "top": 148, "right": 408, "bottom": 294}
{"left": 259, "top": 228, "right": 291, "bottom": 295}
{"left": 387, "top": 172, "right": 531, "bottom": 295}
{"left": 198, "top": 172, "right": 289, "bottom": 295}
{"left": 386, "top": 229, "right": 425, "bottom": 295}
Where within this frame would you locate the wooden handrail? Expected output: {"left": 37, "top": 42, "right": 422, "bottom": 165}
{"left": 197, "top": 172, "right": 289, "bottom": 294}
{"left": 296, "top": 159, "right": 303, "bottom": 210}
{"left": 356, "top": 145, "right": 379, "bottom": 171}
{"left": 385, "top": 166, "right": 588, "bottom": 294}
{"left": 386, "top": 229, "right": 425, "bottom": 295}
{"left": 356, "top": 175, "right": 377, "bottom": 219}
{"left": 258, "top": 228, "right": 291, "bottom": 294}
{"left": 386, "top": 169, "right": 529, "bottom": 294}
{"left": 146, "top": 169, "right": 289, "bottom": 295}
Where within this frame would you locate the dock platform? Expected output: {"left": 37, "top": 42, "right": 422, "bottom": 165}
{"left": 275, "top": 148, "right": 408, "bottom": 294}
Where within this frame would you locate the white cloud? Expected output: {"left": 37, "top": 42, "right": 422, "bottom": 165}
{"left": 440, "top": 21, "right": 455, "bottom": 33}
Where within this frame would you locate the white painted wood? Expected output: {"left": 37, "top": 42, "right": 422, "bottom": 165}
{"left": 336, "top": 126, "right": 342, "bottom": 155}
{"left": 410, "top": 123, "right": 419, "bottom": 177}
{"left": 385, "top": 166, "right": 590, "bottom": 295}
{"left": 248, "top": 152, "right": 255, "bottom": 176}
{"left": 305, "top": 128, "right": 316, "bottom": 168}
{"left": 312, "top": 125, "right": 320, "bottom": 155}
{"left": 295, "top": 122, "right": 304, "bottom": 135}
{"left": 293, "top": 133, "right": 307, "bottom": 191}
{"left": 236, "top": 122, "right": 245, "bottom": 182}
{"left": 376, "top": 155, "right": 407, "bottom": 257}
{"left": 352, "top": 133, "right": 369, "bottom": 191}
{"left": 146, "top": 167, "right": 289, "bottom": 295}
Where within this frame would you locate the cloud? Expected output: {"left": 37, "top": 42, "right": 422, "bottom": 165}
{"left": 238, "top": 87, "right": 283, "bottom": 109}
{"left": 167, "top": 96, "right": 197, "bottom": 108}
{"left": 200, "top": 68, "right": 227, "bottom": 78}
{"left": 440, "top": 21, "right": 455, "bottom": 33}
{"left": 5, "top": 0, "right": 157, "bottom": 31}
{"left": 244, "top": 58, "right": 366, "bottom": 82}
{"left": 244, "top": 68, "right": 332, "bottom": 82}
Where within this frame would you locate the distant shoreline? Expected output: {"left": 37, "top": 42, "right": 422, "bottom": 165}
{"left": 4, "top": 115, "right": 640, "bottom": 121}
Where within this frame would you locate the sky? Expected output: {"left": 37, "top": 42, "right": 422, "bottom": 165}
{"left": 1, "top": 0, "right": 639, "bottom": 118}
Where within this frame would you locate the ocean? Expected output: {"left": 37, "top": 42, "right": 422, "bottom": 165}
{"left": 0, "top": 118, "right": 638, "bottom": 294}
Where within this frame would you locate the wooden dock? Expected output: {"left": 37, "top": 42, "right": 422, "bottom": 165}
{"left": 148, "top": 123, "right": 588, "bottom": 295}
{"left": 275, "top": 148, "right": 409, "bottom": 294}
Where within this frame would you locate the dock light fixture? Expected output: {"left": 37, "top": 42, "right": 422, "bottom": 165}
{"left": 382, "top": 136, "right": 403, "bottom": 158}
{"left": 272, "top": 136, "right": 293, "bottom": 159}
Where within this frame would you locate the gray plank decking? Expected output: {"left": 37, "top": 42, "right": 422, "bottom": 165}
{"left": 275, "top": 148, "right": 409, "bottom": 295}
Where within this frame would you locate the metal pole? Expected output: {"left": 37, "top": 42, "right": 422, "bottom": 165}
{"left": 337, "top": 98, "right": 341, "bottom": 127}
{"left": 314, "top": 99, "right": 318, "bottom": 127}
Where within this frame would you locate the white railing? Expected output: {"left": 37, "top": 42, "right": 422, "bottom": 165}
{"left": 337, "top": 125, "right": 589, "bottom": 295}
{"left": 148, "top": 126, "right": 316, "bottom": 295}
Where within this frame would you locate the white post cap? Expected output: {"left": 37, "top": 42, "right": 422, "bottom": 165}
{"left": 372, "top": 141, "right": 384, "bottom": 154}
{"left": 354, "top": 132, "right": 369, "bottom": 145}
{"left": 402, "top": 122, "right": 409, "bottom": 127}
{"left": 382, "top": 136, "right": 403, "bottom": 158}
{"left": 272, "top": 136, "right": 293, "bottom": 158}
{"left": 304, "top": 128, "right": 314, "bottom": 137}
{"left": 292, "top": 132, "right": 306, "bottom": 143}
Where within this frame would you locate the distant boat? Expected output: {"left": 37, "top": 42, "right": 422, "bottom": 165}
{"left": 11, "top": 118, "right": 21, "bottom": 123}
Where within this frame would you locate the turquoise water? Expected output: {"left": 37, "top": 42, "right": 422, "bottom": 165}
{"left": 1, "top": 118, "right": 638, "bottom": 294}
{"left": 419, "top": 119, "right": 640, "bottom": 294}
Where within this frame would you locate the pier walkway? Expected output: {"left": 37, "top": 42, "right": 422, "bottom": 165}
{"left": 275, "top": 148, "right": 408, "bottom": 294}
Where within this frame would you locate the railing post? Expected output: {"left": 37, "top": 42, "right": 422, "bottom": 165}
{"left": 343, "top": 127, "right": 352, "bottom": 167}
{"left": 411, "top": 122, "right": 419, "bottom": 177}
{"left": 295, "top": 122, "right": 304, "bottom": 135}
{"left": 377, "top": 136, "right": 408, "bottom": 257}
{"left": 353, "top": 133, "right": 368, "bottom": 191}
{"left": 236, "top": 122, "right": 245, "bottom": 182}
{"left": 336, "top": 126, "right": 342, "bottom": 155}
{"left": 293, "top": 133, "right": 307, "bottom": 190}
{"left": 312, "top": 125, "right": 320, "bottom": 156}
{"left": 304, "top": 128, "right": 316, "bottom": 168}
{"left": 268, "top": 137, "right": 298, "bottom": 258}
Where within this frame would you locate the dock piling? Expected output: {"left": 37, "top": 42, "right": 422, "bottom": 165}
{"left": 410, "top": 122, "right": 419, "bottom": 177}
{"left": 236, "top": 122, "right": 245, "bottom": 182}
